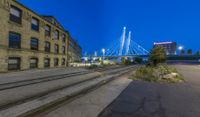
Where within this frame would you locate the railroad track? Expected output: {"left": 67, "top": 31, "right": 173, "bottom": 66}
{"left": 0, "top": 66, "right": 135, "bottom": 114}
{"left": 0, "top": 65, "right": 130, "bottom": 110}
{"left": 0, "top": 65, "right": 122, "bottom": 91}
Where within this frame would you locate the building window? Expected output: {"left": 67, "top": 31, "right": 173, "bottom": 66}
{"left": 62, "top": 58, "right": 65, "bottom": 65}
{"left": 44, "top": 58, "right": 50, "bottom": 68}
{"left": 8, "top": 57, "right": 20, "bottom": 70}
{"left": 30, "top": 58, "right": 38, "bottom": 69}
{"left": 45, "top": 25, "right": 51, "bottom": 36}
{"left": 9, "top": 32, "right": 21, "bottom": 49}
{"left": 31, "top": 17, "right": 39, "bottom": 31}
{"left": 30, "top": 38, "right": 39, "bottom": 50}
{"left": 62, "top": 46, "right": 65, "bottom": 54}
{"left": 54, "top": 58, "right": 59, "bottom": 66}
{"left": 62, "top": 34, "right": 66, "bottom": 42}
{"left": 55, "top": 44, "right": 59, "bottom": 53}
{"left": 54, "top": 30, "right": 59, "bottom": 40}
{"left": 10, "top": 6, "right": 22, "bottom": 24}
{"left": 45, "top": 41, "right": 51, "bottom": 52}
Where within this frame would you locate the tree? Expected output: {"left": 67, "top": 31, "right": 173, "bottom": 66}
{"left": 135, "top": 57, "right": 143, "bottom": 63}
{"left": 187, "top": 49, "right": 192, "bottom": 55}
{"left": 180, "top": 49, "right": 185, "bottom": 55}
{"left": 149, "top": 46, "right": 166, "bottom": 67}
{"left": 196, "top": 51, "right": 200, "bottom": 55}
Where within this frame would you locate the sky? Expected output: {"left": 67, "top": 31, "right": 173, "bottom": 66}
{"left": 18, "top": 0, "right": 200, "bottom": 55}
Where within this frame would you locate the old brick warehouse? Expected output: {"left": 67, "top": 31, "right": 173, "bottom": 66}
{"left": 0, "top": 0, "right": 82, "bottom": 72}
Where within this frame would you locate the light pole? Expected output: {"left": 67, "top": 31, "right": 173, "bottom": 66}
{"left": 102, "top": 48, "right": 105, "bottom": 65}
{"left": 178, "top": 46, "right": 183, "bottom": 55}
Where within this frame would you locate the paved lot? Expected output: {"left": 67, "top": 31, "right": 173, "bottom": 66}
{"left": 99, "top": 65, "right": 200, "bottom": 117}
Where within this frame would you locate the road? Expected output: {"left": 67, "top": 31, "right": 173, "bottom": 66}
{"left": 99, "top": 65, "right": 200, "bottom": 117}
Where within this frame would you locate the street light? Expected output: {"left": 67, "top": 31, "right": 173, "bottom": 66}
{"left": 102, "top": 48, "right": 105, "bottom": 65}
{"left": 178, "top": 46, "right": 183, "bottom": 50}
{"left": 178, "top": 46, "right": 183, "bottom": 55}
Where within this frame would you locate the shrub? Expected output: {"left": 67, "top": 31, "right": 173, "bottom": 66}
{"left": 135, "top": 57, "right": 143, "bottom": 63}
{"left": 121, "top": 59, "right": 132, "bottom": 65}
{"left": 88, "top": 64, "right": 98, "bottom": 69}
{"left": 131, "top": 65, "right": 184, "bottom": 83}
{"left": 135, "top": 67, "right": 157, "bottom": 82}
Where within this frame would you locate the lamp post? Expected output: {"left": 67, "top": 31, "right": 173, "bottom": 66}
{"left": 102, "top": 48, "right": 105, "bottom": 65}
{"left": 178, "top": 46, "right": 183, "bottom": 55}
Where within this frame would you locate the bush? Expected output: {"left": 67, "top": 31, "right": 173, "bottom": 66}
{"left": 131, "top": 65, "right": 184, "bottom": 83}
{"left": 87, "top": 64, "right": 98, "bottom": 69}
{"left": 135, "top": 57, "right": 143, "bottom": 63}
{"left": 121, "top": 59, "right": 132, "bottom": 65}
{"left": 134, "top": 66, "right": 157, "bottom": 82}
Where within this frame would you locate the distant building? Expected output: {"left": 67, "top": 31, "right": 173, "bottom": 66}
{"left": 68, "top": 38, "right": 82, "bottom": 62}
{"left": 153, "top": 42, "right": 177, "bottom": 55}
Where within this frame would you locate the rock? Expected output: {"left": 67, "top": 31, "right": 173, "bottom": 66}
{"left": 162, "top": 72, "right": 179, "bottom": 79}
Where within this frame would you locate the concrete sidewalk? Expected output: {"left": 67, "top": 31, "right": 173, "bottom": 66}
{"left": 99, "top": 65, "right": 200, "bottom": 117}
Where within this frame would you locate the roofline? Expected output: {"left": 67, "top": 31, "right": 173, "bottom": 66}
{"left": 41, "top": 15, "right": 66, "bottom": 30}
{"left": 154, "top": 41, "right": 176, "bottom": 45}
{"left": 14, "top": 0, "right": 80, "bottom": 48}
{"left": 14, "top": 0, "right": 69, "bottom": 34}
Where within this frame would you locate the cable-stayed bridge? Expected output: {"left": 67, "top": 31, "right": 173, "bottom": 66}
{"left": 104, "top": 27, "right": 149, "bottom": 57}
{"left": 83, "top": 27, "right": 149, "bottom": 62}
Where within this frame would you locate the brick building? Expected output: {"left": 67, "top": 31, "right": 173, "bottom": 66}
{"left": 68, "top": 38, "right": 82, "bottom": 63}
{"left": 0, "top": 0, "right": 81, "bottom": 72}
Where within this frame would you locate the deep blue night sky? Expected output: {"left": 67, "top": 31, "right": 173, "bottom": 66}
{"left": 18, "top": 0, "right": 200, "bottom": 55}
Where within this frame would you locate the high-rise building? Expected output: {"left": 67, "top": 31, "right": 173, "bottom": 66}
{"left": 0, "top": 0, "right": 81, "bottom": 72}
{"left": 153, "top": 42, "right": 177, "bottom": 55}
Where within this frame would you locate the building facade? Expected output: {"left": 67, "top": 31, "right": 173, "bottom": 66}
{"left": 0, "top": 0, "right": 81, "bottom": 72}
{"left": 153, "top": 42, "right": 177, "bottom": 55}
{"left": 68, "top": 38, "right": 82, "bottom": 63}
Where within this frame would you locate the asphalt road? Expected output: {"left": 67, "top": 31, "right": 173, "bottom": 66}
{"left": 99, "top": 65, "right": 200, "bottom": 117}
